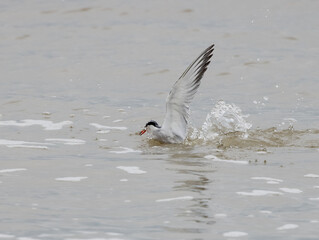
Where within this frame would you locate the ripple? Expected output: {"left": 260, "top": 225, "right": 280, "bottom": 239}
{"left": 251, "top": 177, "right": 283, "bottom": 183}
{"left": 116, "top": 166, "right": 146, "bottom": 174}
{"left": 0, "top": 139, "right": 52, "bottom": 149}
{"left": 17, "top": 237, "right": 40, "bottom": 240}
{"left": 279, "top": 188, "right": 302, "bottom": 194}
{"left": 277, "top": 224, "right": 299, "bottom": 230}
{"left": 0, "top": 234, "right": 15, "bottom": 238}
{"left": 214, "top": 213, "right": 227, "bottom": 218}
{"left": 237, "top": 190, "right": 283, "bottom": 196}
{"left": 90, "top": 123, "right": 127, "bottom": 131}
{"left": 205, "top": 155, "right": 248, "bottom": 164}
{"left": 55, "top": 177, "right": 88, "bottom": 182}
{"left": 110, "top": 147, "right": 142, "bottom": 154}
{"left": 0, "top": 168, "right": 27, "bottom": 173}
{"left": 45, "top": 138, "right": 86, "bottom": 145}
{"left": 0, "top": 119, "right": 72, "bottom": 130}
{"left": 223, "top": 231, "right": 248, "bottom": 237}
{"left": 260, "top": 210, "right": 272, "bottom": 214}
{"left": 156, "top": 196, "right": 194, "bottom": 202}
{"left": 304, "top": 174, "right": 319, "bottom": 178}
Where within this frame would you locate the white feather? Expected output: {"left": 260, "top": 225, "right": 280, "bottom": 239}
{"left": 157, "top": 44, "right": 214, "bottom": 143}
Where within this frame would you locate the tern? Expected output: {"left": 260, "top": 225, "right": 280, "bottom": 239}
{"left": 139, "top": 44, "right": 214, "bottom": 143}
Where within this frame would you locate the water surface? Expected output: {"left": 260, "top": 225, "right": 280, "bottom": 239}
{"left": 1, "top": 0, "right": 319, "bottom": 239}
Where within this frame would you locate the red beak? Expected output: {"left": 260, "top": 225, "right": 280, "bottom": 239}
{"left": 139, "top": 129, "right": 146, "bottom": 136}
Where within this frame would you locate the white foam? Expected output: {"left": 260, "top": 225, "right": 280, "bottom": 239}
{"left": 36, "top": 234, "right": 55, "bottom": 238}
{"left": 314, "top": 186, "right": 319, "bottom": 189}
{"left": 116, "top": 166, "right": 146, "bottom": 174}
{"left": 90, "top": 123, "right": 127, "bottom": 131}
{"left": 156, "top": 196, "right": 194, "bottom": 202}
{"left": 237, "top": 190, "right": 283, "bottom": 196}
{"left": 118, "top": 108, "right": 126, "bottom": 112}
{"left": 45, "top": 138, "right": 86, "bottom": 145}
{"left": 55, "top": 177, "right": 88, "bottom": 182}
{"left": 260, "top": 210, "right": 272, "bottom": 214}
{"left": 8, "top": 145, "right": 48, "bottom": 149}
{"left": 0, "top": 139, "right": 52, "bottom": 149}
{"left": 113, "top": 119, "right": 123, "bottom": 123}
{"left": 256, "top": 151, "right": 268, "bottom": 154}
{"left": 251, "top": 177, "right": 283, "bottom": 182}
{"left": 279, "top": 188, "right": 302, "bottom": 194}
{"left": 120, "top": 179, "right": 128, "bottom": 182}
{"left": 106, "top": 232, "right": 123, "bottom": 236}
{"left": 97, "top": 130, "right": 110, "bottom": 134}
{"left": 214, "top": 213, "right": 227, "bottom": 218}
{"left": 0, "top": 168, "right": 27, "bottom": 173}
{"left": 65, "top": 238, "right": 110, "bottom": 240}
{"left": 0, "top": 119, "right": 72, "bottom": 130}
{"left": 98, "top": 138, "right": 108, "bottom": 141}
{"left": 223, "top": 231, "right": 248, "bottom": 237}
{"left": 110, "top": 147, "right": 142, "bottom": 154}
{"left": 310, "top": 220, "right": 319, "bottom": 223}
{"left": 75, "top": 230, "right": 97, "bottom": 234}
{"left": 304, "top": 174, "right": 319, "bottom": 178}
{"left": 277, "top": 224, "right": 299, "bottom": 230}
{"left": 0, "top": 234, "right": 15, "bottom": 238}
{"left": 267, "top": 181, "right": 280, "bottom": 184}
{"left": 309, "top": 197, "right": 319, "bottom": 201}
{"left": 205, "top": 155, "right": 248, "bottom": 165}
{"left": 18, "top": 237, "right": 40, "bottom": 240}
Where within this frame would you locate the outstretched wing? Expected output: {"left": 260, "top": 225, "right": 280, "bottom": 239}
{"left": 161, "top": 44, "right": 214, "bottom": 140}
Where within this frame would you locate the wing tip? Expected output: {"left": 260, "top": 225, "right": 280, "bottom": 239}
{"left": 178, "top": 43, "right": 215, "bottom": 80}
{"left": 205, "top": 44, "right": 215, "bottom": 54}
{"left": 188, "top": 45, "right": 214, "bottom": 86}
{"left": 204, "top": 44, "right": 215, "bottom": 58}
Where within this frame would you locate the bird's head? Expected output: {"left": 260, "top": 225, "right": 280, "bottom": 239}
{"left": 139, "top": 120, "right": 160, "bottom": 135}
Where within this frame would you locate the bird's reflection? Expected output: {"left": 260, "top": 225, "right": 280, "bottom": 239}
{"left": 164, "top": 155, "right": 216, "bottom": 233}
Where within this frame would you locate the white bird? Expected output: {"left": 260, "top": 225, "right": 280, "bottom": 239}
{"left": 139, "top": 44, "right": 214, "bottom": 143}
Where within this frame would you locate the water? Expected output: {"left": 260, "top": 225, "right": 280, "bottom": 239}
{"left": 1, "top": 0, "right": 319, "bottom": 239}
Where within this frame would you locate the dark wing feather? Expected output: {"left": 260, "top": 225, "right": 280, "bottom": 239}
{"left": 161, "top": 44, "right": 214, "bottom": 139}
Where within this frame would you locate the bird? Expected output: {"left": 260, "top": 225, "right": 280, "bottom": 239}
{"left": 139, "top": 44, "right": 214, "bottom": 143}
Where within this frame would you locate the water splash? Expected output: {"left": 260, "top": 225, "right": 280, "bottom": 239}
{"left": 189, "top": 101, "right": 252, "bottom": 142}
{"left": 144, "top": 100, "right": 319, "bottom": 150}
{"left": 186, "top": 101, "right": 319, "bottom": 149}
